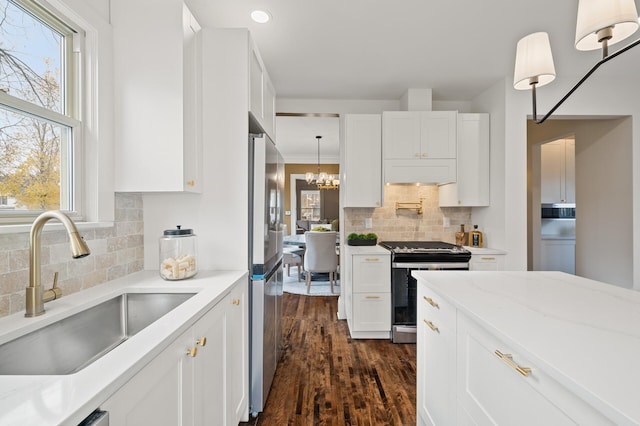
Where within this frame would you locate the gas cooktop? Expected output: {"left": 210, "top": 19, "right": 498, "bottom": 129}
{"left": 378, "top": 241, "right": 471, "bottom": 263}
{"left": 379, "top": 241, "right": 468, "bottom": 253}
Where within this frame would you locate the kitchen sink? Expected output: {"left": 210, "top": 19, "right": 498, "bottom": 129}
{"left": 0, "top": 292, "right": 195, "bottom": 375}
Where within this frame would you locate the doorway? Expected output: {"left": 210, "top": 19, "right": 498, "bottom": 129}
{"left": 533, "top": 137, "right": 576, "bottom": 274}
{"left": 527, "top": 117, "right": 633, "bottom": 288}
{"left": 289, "top": 174, "right": 340, "bottom": 235}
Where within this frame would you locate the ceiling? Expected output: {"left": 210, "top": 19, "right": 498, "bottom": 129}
{"left": 185, "top": 0, "right": 640, "bottom": 161}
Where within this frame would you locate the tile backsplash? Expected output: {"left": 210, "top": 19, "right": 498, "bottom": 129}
{"left": 344, "top": 185, "right": 472, "bottom": 243}
{"left": 0, "top": 193, "right": 144, "bottom": 318}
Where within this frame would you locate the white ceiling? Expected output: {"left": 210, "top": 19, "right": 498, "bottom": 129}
{"left": 185, "top": 0, "right": 640, "bottom": 161}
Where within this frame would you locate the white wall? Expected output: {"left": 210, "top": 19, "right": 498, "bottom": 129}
{"left": 469, "top": 81, "right": 510, "bottom": 260}
{"left": 143, "top": 28, "right": 250, "bottom": 271}
{"left": 576, "top": 119, "right": 633, "bottom": 287}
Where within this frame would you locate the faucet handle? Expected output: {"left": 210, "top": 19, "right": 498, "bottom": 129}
{"left": 43, "top": 272, "right": 62, "bottom": 303}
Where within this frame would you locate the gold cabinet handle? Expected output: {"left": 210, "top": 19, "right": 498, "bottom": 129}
{"left": 232, "top": 299, "right": 240, "bottom": 305}
{"left": 481, "top": 257, "right": 496, "bottom": 261}
{"left": 414, "top": 153, "right": 420, "bottom": 157}
{"left": 186, "top": 180, "right": 195, "bottom": 186}
{"left": 423, "top": 319, "right": 439, "bottom": 333}
{"left": 365, "top": 295, "right": 380, "bottom": 299}
{"left": 196, "top": 337, "right": 207, "bottom": 346}
{"left": 364, "top": 258, "right": 380, "bottom": 262}
{"left": 495, "top": 350, "right": 531, "bottom": 377}
{"left": 423, "top": 296, "right": 439, "bottom": 309}
{"left": 422, "top": 153, "right": 428, "bottom": 157}
{"left": 186, "top": 346, "right": 198, "bottom": 357}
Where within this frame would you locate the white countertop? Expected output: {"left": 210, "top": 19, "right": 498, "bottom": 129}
{"left": 463, "top": 246, "right": 507, "bottom": 255}
{"left": 0, "top": 269, "right": 247, "bottom": 426}
{"left": 344, "top": 245, "right": 390, "bottom": 255}
{"left": 413, "top": 271, "right": 640, "bottom": 425}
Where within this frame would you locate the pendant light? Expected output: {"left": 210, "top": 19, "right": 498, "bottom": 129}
{"left": 305, "top": 136, "right": 339, "bottom": 190}
{"left": 513, "top": 0, "right": 640, "bottom": 124}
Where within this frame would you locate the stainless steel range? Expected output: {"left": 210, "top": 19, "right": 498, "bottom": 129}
{"left": 378, "top": 241, "right": 472, "bottom": 343}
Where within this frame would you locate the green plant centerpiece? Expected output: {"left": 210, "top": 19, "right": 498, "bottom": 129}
{"left": 347, "top": 232, "right": 378, "bottom": 246}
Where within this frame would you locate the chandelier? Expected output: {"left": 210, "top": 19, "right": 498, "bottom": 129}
{"left": 305, "top": 136, "right": 339, "bottom": 190}
{"left": 513, "top": 0, "right": 640, "bottom": 124}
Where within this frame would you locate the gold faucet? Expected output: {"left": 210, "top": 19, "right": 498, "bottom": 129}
{"left": 25, "top": 211, "right": 91, "bottom": 317}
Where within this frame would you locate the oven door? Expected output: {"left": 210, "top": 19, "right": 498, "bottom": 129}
{"left": 391, "top": 262, "right": 469, "bottom": 343}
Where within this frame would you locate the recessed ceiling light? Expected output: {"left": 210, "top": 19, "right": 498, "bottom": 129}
{"left": 251, "top": 10, "right": 271, "bottom": 24}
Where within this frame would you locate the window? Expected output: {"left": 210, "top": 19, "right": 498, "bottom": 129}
{"left": 300, "top": 190, "right": 320, "bottom": 220}
{"left": 0, "top": 0, "right": 82, "bottom": 223}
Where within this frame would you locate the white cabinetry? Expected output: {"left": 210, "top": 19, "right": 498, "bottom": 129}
{"left": 456, "top": 312, "right": 611, "bottom": 425}
{"left": 417, "top": 285, "right": 456, "bottom": 426}
{"left": 344, "top": 246, "right": 391, "bottom": 339}
{"left": 341, "top": 114, "right": 382, "bottom": 207}
{"left": 469, "top": 254, "right": 505, "bottom": 271}
{"left": 541, "top": 139, "right": 575, "bottom": 204}
{"left": 540, "top": 238, "right": 575, "bottom": 274}
{"left": 383, "top": 111, "right": 457, "bottom": 184}
{"left": 112, "top": 0, "right": 202, "bottom": 192}
{"left": 416, "top": 273, "right": 617, "bottom": 426}
{"left": 439, "top": 113, "right": 490, "bottom": 207}
{"left": 249, "top": 41, "right": 276, "bottom": 139}
{"left": 102, "top": 282, "right": 248, "bottom": 425}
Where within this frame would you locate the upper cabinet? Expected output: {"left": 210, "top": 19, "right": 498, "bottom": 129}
{"left": 383, "top": 111, "right": 457, "bottom": 184}
{"left": 341, "top": 114, "right": 383, "bottom": 208}
{"left": 249, "top": 43, "right": 276, "bottom": 139}
{"left": 439, "top": 113, "right": 490, "bottom": 207}
{"left": 112, "top": 0, "right": 202, "bottom": 192}
{"left": 541, "top": 139, "right": 575, "bottom": 204}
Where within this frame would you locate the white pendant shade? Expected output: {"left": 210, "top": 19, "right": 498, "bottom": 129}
{"left": 513, "top": 32, "right": 556, "bottom": 90}
{"left": 575, "top": 0, "right": 639, "bottom": 51}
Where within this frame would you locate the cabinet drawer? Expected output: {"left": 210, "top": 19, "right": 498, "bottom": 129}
{"left": 352, "top": 293, "right": 391, "bottom": 332}
{"left": 352, "top": 255, "right": 390, "bottom": 293}
{"left": 457, "top": 312, "right": 614, "bottom": 425}
{"left": 419, "top": 285, "right": 455, "bottom": 327}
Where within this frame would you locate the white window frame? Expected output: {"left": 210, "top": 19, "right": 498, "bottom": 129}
{"left": 0, "top": 0, "right": 114, "bottom": 231}
{"left": 0, "top": 0, "right": 83, "bottom": 224}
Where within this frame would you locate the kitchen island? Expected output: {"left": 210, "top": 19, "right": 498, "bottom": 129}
{"left": 415, "top": 270, "right": 640, "bottom": 426}
{"left": 0, "top": 270, "right": 247, "bottom": 426}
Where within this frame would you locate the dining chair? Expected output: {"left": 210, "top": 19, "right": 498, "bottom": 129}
{"left": 283, "top": 247, "right": 303, "bottom": 282}
{"left": 303, "top": 231, "right": 338, "bottom": 294}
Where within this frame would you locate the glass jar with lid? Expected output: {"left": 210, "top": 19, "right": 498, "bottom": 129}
{"left": 159, "top": 225, "right": 197, "bottom": 280}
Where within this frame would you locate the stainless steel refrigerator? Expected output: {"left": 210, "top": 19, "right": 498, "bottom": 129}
{"left": 248, "top": 133, "right": 284, "bottom": 415}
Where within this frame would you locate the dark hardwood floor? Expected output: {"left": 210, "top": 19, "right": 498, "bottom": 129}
{"left": 242, "top": 293, "right": 417, "bottom": 425}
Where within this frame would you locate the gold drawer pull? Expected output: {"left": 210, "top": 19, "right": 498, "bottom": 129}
{"left": 423, "top": 296, "right": 439, "bottom": 309}
{"left": 364, "top": 258, "right": 380, "bottom": 262}
{"left": 365, "top": 295, "right": 381, "bottom": 299}
{"left": 495, "top": 350, "right": 531, "bottom": 377}
{"left": 481, "top": 257, "right": 496, "bottom": 261}
{"left": 186, "top": 346, "right": 198, "bottom": 357}
{"left": 196, "top": 337, "right": 207, "bottom": 346}
{"left": 423, "top": 319, "right": 439, "bottom": 333}
{"left": 232, "top": 298, "right": 240, "bottom": 305}
{"left": 186, "top": 180, "right": 195, "bottom": 186}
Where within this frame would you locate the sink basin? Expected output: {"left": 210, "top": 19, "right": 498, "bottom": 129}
{"left": 0, "top": 292, "right": 195, "bottom": 375}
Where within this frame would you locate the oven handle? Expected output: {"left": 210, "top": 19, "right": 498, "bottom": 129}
{"left": 392, "top": 262, "right": 469, "bottom": 269}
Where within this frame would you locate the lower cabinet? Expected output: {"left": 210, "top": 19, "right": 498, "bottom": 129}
{"left": 417, "top": 280, "right": 614, "bottom": 425}
{"left": 456, "top": 312, "right": 612, "bottom": 425}
{"left": 417, "top": 285, "right": 456, "bottom": 426}
{"left": 344, "top": 246, "right": 391, "bottom": 339}
{"left": 102, "top": 282, "right": 248, "bottom": 426}
{"left": 469, "top": 253, "right": 505, "bottom": 271}
{"left": 540, "top": 238, "right": 575, "bottom": 274}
